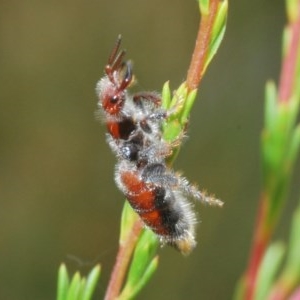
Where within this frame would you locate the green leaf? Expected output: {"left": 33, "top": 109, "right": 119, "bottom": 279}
{"left": 282, "top": 27, "right": 290, "bottom": 59}
{"left": 66, "top": 272, "right": 81, "bottom": 300}
{"left": 119, "top": 257, "right": 159, "bottom": 300}
{"left": 262, "top": 96, "right": 298, "bottom": 196}
{"left": 286, "top": 0, "right": 299, "bottom": 22}
{"left": 262, "top": 89, "right": 300, "bottom": 217}
{"left": 180, "top": 88, "right": 198, "bottom": 124}
{"left": 126, "top": 256, "right": 159, "bottom": 299}
{"left": 254, "top": 242, "right": 285, "bottom": 300}
{"left": 169, "top": 82, "right": 188, "bottom": 110}
{"left": 264, "top": 81, "right": 278, "bottom": 131}
{"left": 285, "top": 96, "right": 300, "bottom": 140}
{"left": 162, "top": 82, "right": 189, "bottom": 143}
{"left": 198, "top": 0, "right": 210, "bottom": 15}
{"left": 265, "top": 203, "right": 300, "bottom": 298}
{"left": 204, "top": 0, "right": 228, "bottom": 73}
{"left": 119, "top": 229, "right": 159, "bottom": 299}
{"left": 162, "top": 81, "right": 172, "bottom": 109}
{"left": 57, "top": 264, "right": 70, "bottom": 300}
{"left": 120, "top": 201, "right": 139, "bottom": 244}
{"left": 287, "top": 124, "right": 300, "bottom": 167}
{"left": 279, "top": 204, "right": 300, "bottom": 283}
{"left": 77, "top": 278, "right": 86, "bottom": 300}
{"left": 126, "top": 229, "right": 158, "bottom": 286}
{"left": 163, "top": 119, "right": 182, "bottom": 143}
{"left": 82, "top": 265, "right": 101, "bottom": 300}
{"left": 56, "top": 264, "right": 101, "bottom": 300}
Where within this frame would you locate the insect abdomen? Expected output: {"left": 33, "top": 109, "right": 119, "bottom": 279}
{"left": 116, "top": 161, "right": 197, "bottom": 254}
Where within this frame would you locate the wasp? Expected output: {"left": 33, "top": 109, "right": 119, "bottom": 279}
{"left": 96, "top": 36, "right": 223, "bottom": 254}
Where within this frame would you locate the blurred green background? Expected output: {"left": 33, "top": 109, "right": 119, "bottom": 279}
{"left": 1, "top": 0, "right": 298, "bottom": 299}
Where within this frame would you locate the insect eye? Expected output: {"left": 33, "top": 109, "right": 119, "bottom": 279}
{"left": 110, "top": 95, "right": 119, "bottom": 104}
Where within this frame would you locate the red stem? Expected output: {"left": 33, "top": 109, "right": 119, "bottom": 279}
{"left": 186, "top": 0, "right": 219, "bottom": 91}
{"left": 244, "top": 4, "right": 300, "bottom": 299}
{"left": 244, "top": 193, "right": 271, "bottom": 300}
{"left": 278, "top": 2, "right": 300, "bottom": 103}
{"left": 104, "top": 220, "right": 143, "bottom": 300}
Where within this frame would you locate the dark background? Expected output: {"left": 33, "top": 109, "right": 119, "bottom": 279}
{"left": 0, "top": 0, "right": 297, "bottom": 299}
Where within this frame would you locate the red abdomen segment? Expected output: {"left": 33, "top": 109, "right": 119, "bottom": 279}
{"left": 120, "top": 169, "right": 171, "bottom": 236}
{"left": 116, "top": 163, "right": 197, "bottom": 255}
{"left": 107, "top": 118, "right": 136, "bottom": 140}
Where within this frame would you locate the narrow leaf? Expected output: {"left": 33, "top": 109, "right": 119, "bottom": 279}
{"left": 162, "top": 81, "right": 172, "bottom": 109}
{"left": 198, "top": 0, "right": 210, "bottom": 15}
{"left": 170, "top": 82, "right": 188, "bottom": 110}
{"left": 125, "top": 229, "right": 158, "bottom": 286}
{"left": 286, "top": 0, "right": 299, "bottom": 22}
{"left": 264, "top": 81, "right": 278, "bottom": 131}
{"left": 287, "top": 123, "right": 300, "bottom": 167}
{"left": 119, "top": 229, "right": 158, "bottom": 299}
{"left": 204, "top": 0, "right": 228, "bottom": 73}
{"left": 280, "top": 204, "right": 300, "bottom": 280}
{"left": 82, "top": 265, "right": 101, "bottom": 300}
{"left": 78, "top": 278, "right": 86, "bottom": 300}
{"left": 267, "top": 203, "right": 300, "bottom": 298}
{"left": 122, "top": 256, "right": 159, "bottom": 300}
{"left": 66, "top": 272, "right": 81, "bottom": 300}
{"left": 57, "top": 264, "right": 70, "bottom": 300}
{"left": 120, "top": 201, "right": 139, "bottom": 244}
{"left": 254, "top": 242, "right": 285, "bottom": 300}
{"left": 180, "top": 88, "right": 198, "bottom": 124}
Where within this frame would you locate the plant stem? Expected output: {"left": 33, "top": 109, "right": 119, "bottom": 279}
{"left": 186, "top": 0, "right": 219, "bottom": 91}
{"left": 243, "top": 4, "right": 300, "bottom": 299}
{"left": 104, "top": 219, "right": 143, "bottom": 300}
{"left": 244, "top": 192, "right": 271, "bottom": 300}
